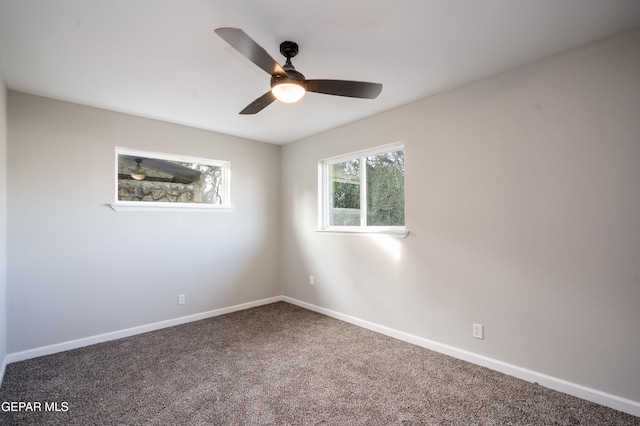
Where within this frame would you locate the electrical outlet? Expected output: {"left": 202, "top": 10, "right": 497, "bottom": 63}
{"left": 309, "top": 275, "right": 315, "bottom": 285}
{"left": 178, "top": 294, "right": 185, "bottom": 305}
{"left": 473, "top": 323, "right": 484, "bottom": 339}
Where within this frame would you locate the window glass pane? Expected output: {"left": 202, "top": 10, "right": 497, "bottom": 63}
{"left": 118, "top": 154, "right": 226, "bottom": 205}
{"left": 320, "top": 144, "right": 405, "bottom": 231}
{"left": 329, "top": 159, "right": 361, "bottom": 226}
{"left": 366, "top": 149, "right": 405, "bottom": 226}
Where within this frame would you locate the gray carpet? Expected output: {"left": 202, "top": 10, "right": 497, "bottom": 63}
{"left": 0, "top": 302, "right": 637, "bottom": 425}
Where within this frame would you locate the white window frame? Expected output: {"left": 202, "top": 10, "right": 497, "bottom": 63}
{"left": 110, "top": 147, "right": 231, "bottom": 212}
{"left": 318, "top": 142, "right": 407, "bottom": 236}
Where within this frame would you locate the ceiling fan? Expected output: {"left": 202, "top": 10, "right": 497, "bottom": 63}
{"left": 214, "top": 27, "right": 383, "bottom": 114}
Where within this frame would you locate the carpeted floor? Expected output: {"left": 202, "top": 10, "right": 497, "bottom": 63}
{"left": 0, "top": 302, "right": 638, "bottom": 425}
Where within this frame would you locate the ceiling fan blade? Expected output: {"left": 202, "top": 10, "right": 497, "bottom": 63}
{"left": 215, "top": 27, "right": 286, "bottom": 77}
{"left": 239, "top": 91, "right": 276, "bottom": 115}
{"left": 305, "top": 80, "right": 382, "bottom": 99}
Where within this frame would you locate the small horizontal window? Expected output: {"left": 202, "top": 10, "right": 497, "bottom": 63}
{"left": 111, "top": 148, "right": 230, "bottom": 211}
{"left": 319, "top": 143, "right": 405, "bottom": 233}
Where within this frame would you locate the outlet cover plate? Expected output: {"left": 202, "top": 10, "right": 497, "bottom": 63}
{"left": 473, "top": 323, "right": 484, "bottom": 339}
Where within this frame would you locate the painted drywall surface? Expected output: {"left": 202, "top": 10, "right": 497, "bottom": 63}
{"left": 7, "top": 93, "right": 281, "bottom": 353}
{"left": 0, "top": 75, "right": 7, "bottom": 372}
{"left": 281, "top": 28, "right": 640, "bottom": 401}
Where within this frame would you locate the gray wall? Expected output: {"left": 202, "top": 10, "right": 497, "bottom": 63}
{"left": 281, "top": 28, "right": 640, "bottom": 401}
{"left": 0, "top": 74, "right": 7, "bottom": 377}
{"left": 7, "top": 92, "right": 281, "bottom": 353}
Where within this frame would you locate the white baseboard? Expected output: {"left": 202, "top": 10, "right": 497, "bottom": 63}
{"left": 282, "top": 296, "right": 640, "bottom": 418}
{"left": 0, "top": 354, "right": 6, "bottom": 388}
{"left": 5, "top": 296, "right": 281, "bottom": 365}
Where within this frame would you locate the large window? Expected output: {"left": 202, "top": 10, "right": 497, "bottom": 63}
{"left": 320, "top": 143, "right": 405, "bottom": 233}
{"left": 111, "top": 148, "right": 230, "bottom": 211}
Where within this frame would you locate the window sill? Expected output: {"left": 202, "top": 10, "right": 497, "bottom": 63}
{"left": 108, "top": 202, "right": 233, "bottom": 213}
{"left": 316, "top": 228, "right": 409, "bottom": 238}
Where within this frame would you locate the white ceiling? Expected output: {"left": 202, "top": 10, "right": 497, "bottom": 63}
{"left": 1, "top": 1, "right": 639, "bottom": 144}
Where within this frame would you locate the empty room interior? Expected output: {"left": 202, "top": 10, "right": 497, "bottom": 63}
{"left": 1, "top": 1, "right": 640, "bottom": 424}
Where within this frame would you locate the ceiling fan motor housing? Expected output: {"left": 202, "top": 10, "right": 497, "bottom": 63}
{"left": 272, "top": 40, "right": 306, "bottom": 90}
{"left": 271, "top": 68, "right": 306, "bottom": 88}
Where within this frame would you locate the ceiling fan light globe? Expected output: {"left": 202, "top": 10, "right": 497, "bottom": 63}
{"left": 272, "top": 82, "right": 306, "bottom": 103}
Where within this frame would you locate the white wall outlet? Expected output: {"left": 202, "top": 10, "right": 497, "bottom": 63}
{"left": 309, "top": 275, "right": 315, "bottom": 285}
{"left": 178, "top": 294, "right": 185, "bottom": 305}
{"left": 473, "top": 323, "right": 484, "bottom": 339}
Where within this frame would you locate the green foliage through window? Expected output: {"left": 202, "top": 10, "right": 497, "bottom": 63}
{"left": 366, "top": 150, "right": 405, "bottom": 226}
